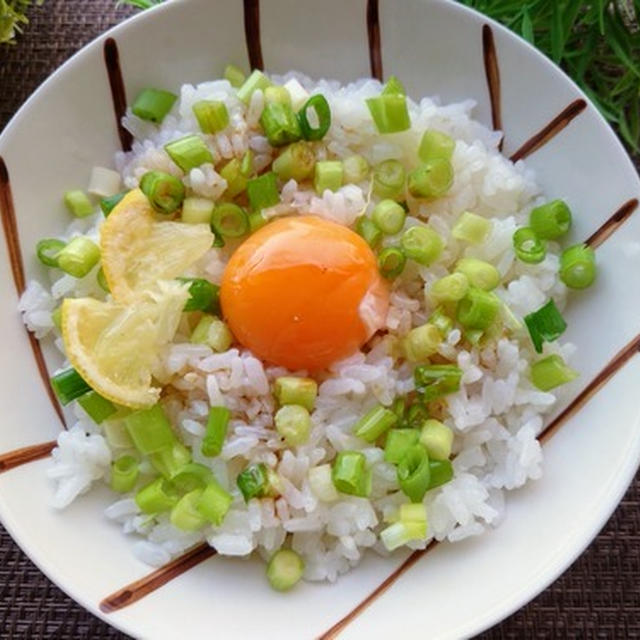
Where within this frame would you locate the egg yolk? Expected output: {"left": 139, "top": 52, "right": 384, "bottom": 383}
{"left": 220, "top": 216, "right": 390, "bottom": 371}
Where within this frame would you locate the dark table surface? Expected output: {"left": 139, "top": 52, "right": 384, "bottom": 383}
{"left": 0, "top": 2, "right": 639, "bottom": 638}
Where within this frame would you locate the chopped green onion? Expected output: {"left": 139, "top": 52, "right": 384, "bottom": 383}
{"left": 190, "top": 315, "right": 233, "bottom": 352}
{"left": 382, "top": 75, "right": 406, "bottom": 96}
{"left": 50, "top": 368, "right": 91, "bottom": 405}
{"left": 103, "top": 421, "right": 134, "bottom": 449}
{"left": 88, "top": 167, "right": 121, "bottom": 198}
{"left": 272, "top": 141, "right": 315, "bottom": 181}
{"left": 224, "top": 64, "right": 246, "bottom": 88}
{"left": 237, "top": 463, "right": 270, "bottom": 502}
{"left": 57, "top": 237, "right": 100, "bottom": 278}
{"left": 405, "top": 402, "right": 429, "bottom": 428}
{"left": 124, "top": 405, "right": 176, "bottom": 455}
{"left": 192, "top": 100, "right": 229, "bottom": 134}
{"left": 298, "top": 94, "right": 331, "bottom": 141}
{"left": 418, "top": 129, "right": 455, "bottom": 163}
{"left": 140, "top": 170, "right": 185, "bottom": 215}
{"left": 100, "top": 191, "right": 127, "bottom": 216}
{"left": 247, "top": 172, "right": 279, "bottom": 211}
{"left": 201, "top": 406, "right": 231, "bottom": 457}
{"left": 456, "top": 287, "right": 500, "bottom": 330}
{"left": 165, "top": 135, "right": 213, "bottom": 173}
{"left": 132, "top": 88, "right": 177, "bottom": 124}
{"left": 380, "top": 521, "right": 424, "bottom": 551}
{"left": 170, "top": 489, "right": 207, "bottom": 531}
{"left": 384, "top": 428, "right": 420, "bottom": 464}
{"left": 197, "top": 480, "right": 233, "bottom": 526}
{"left": 524, "top": 299, "right": 567, "bottom": 354}
{"left": 241, "top": 149, "right": 254, "bottom": 177}
{"left": 407, "top": 159, "right": 454, "bottom": 199}
{"left": 366, "top": 94, "right": 411, "bottom": 133}
{"left": 429, "top": 307, "right": 453, "bottom": 336}
{"left": 529, "top": 199, "right": 572, "bottom": 240}
{"left": 211, "top": 203, "right": 249, "bottom": 237}
{"left": 182, "top": 197, "right": 215, "bottom": 224}
{"left": 180, "top": 278, "right": 219, "bottom": 312}
{"left": 372, "top": 159, "right": 405, "bottom": 200}
{"left": 428, "top": 459, "right": 453, "bottom": 489}
{"left": 378, "top": 247, "right": 406, "bottom": 279}
{"left": 355, "top": 216, "right": 383, "bottom": 249}
{"left": 249, "top": 211, "right": 267, "bottom": 233}
{"left": 372, "top": 199, "right": 406, "bottom": 235}
{"left": 452, "top": 211, "right": 491, "bottom": 245}
{"left": 36, "top": 239, "right": 66, "bottom": 268}
{"left": 464, "top": 328, "right": 484, "bottom": 346}
{"left": 430, "top": 272, "right": 469, "bottom": 302}
{"left": 135, "top": 477, "right": 179, "bottom": 514}
{"left": 530, "top": 355, "right": 578, "bottom": 391}
{"left": 343, "top": 154, "right": 369, "bottom": 184}
{"left": 171, "top": 463, "right": 213, "bottom": 493}
{"left": 274, "top": 377, "right": 317, "bottom": 411}
{"left": 78, "top": 390, "right": 117, "bottom": 424}
{"left": 260, "top": 102, "right": 302, "bottom": 147}
{"left": 513, "top": 227, "right": 546, "bottom": 264}
{"left": 110, "top": 455, "right": 139, "bottom": 494}
{"left": 420, "top": 419, "right": 453, "bottom": 461}
{"left": 264, "top": 86, "right": 292, "bottom": 106}
{"left": 267, "top": 549, "right": 304, "bottom": 591}
{"left": 97, "top": 267, "right": 110, "bottom": 292}
{"left": 218, "top": 158, "right": 247, "bottom": 198}
{"left": 397, "top": 444, "right": 431, "bottom": 502}
{"left": 414, "top": 365, "right": 463, "bottom": 403}
{"left": 455, "top": 258, "right": 500, "bottom": 291}
{"left": 64, "top": 190, "right": 93, "bottom": 218}
{"left": 404, "top": 323, "right": 442, "bottom": 362}
{"left": 353, "top": 405, "right": 398, "bottom": 442}
{"left": 401, "top": 225, "right": 443, "bottom": 266}
{"left": 149, "top": 441, "right": 191, "bottom": 479}
{"left": 391, "top": 397, "right": 405, "bottom": 418}
{"left": 275, "top": 405, "right": 311, "bottom": 446}
{"left": 559, "top": 244, "right": 596, "bottom": 289}
{"left": 308, "top": 464, "right": 339, "bottom": 502}
{"left": 51, "top": 306, "right": 62, "bottom": 331}
{"left": 331, "top": 450, "right": 370, "bottom": 497}
{"left": 236, "top": 69, "right": 271, "bottom": 104}
{"left": 314, "top": 160, "right": 343, "bottom": 194}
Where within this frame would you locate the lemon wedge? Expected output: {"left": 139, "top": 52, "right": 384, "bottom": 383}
{"left": 61, "top": 281, "right": 190, "bottom": 409}
{"left": 100, "top": 189, "right": 214, "bottom": 303}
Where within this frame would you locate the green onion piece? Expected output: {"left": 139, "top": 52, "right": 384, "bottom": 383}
{"left": 430, "top": 272, "right": 469, "bottom": 302}
{"left": 529, "top": 199, "right": 572, "bottom": 240}
{"left": 382, "top": 75, "right": 406, "bottom": 96}
{"left": 171, "top": 463, "right": 213, "bottom": 493}
{"left": 429, "top": 307, "right": 453, "bottom": 336}
{"left": 524, "top": 299, "right": 567, "bottom": 354}
{"left": 224, "top": 63, "right": 246, "bottom": 88}
{"left": 343, "top": 154, "right": 369, "bottom": 184}
{"left": 103, "top": 421, "right": 134, "bottom": 449}
{"left": 378, "top": 247, "right": 406, "bottom": 279}
{"left": 428, "top": 459, "right": 453, "bottom": 489}
{"left": 391, "top": 397, "right": 406, "bottom": 419}
{"left": 182, "top": 197, "right": 215, "bottom": 224}
{"left": 331, "top": 450, "right": 371, "bottom": 497}
{"left": 78, "top": 390, "right": 117, "bottom": 424}
{"left": 211, "top": 203, "right": 249, "bottom": 237}
{"left": 272, "top": 141, "right": 315, "bottom": 182}
{"left": 530, "top": 355, "right": 578, "bottom": 391}
{"left": 355, "top": 216, "right": 383, "bottom": 249}
{"left": 274, "top": 377, "right": 318, "bottom": 411}
{"left": 455, "top": 258, "right": 500, "bottom": 291}
{"left": 139, "top": 170, "right": 185, "bottom": 215}
{"left": 353, "top": 405, "right": 398, "bottom": 442}
{"left": 240, "top": 149, "right": 254, "bottom": 177}
{"left": 366, "top": 94, "right": 411, "bottom": 133}
{"left": 405, "top": 402, "right": 429, "bottom": 428}
{"left": 414, "top": 365, "right": 463, "bottom": 403}
{"left": 464, "top": 329, "right": 484, "bottom": 346}
{"left": 219, "top": 158, "right": 248, "bottom": 198}
{"left": 260, "top": 101, "right": 302, "bottom": 147}
{"left": 265, "top": 86, "right": 292, "bottom": 106}
{"left": 401, "top": 225, "right": 443, "bottom": 266}
{"left": 384, "top": 428, "right": 420, "bottom": 464}
{"left": 57, "top": 237, "right": 100, "bottom": 278}
{"left": 397, "top": 444, "right": 431, "bottom": 502}
{"left": 275, "top": 404, "right": 311, "bottom": 446}
{"left": 64, "top": 190, "right": 93, "bottom": 218}
{"left": 135, "top": 477, "right": 179, "bottom": 514}
{"left": 298, "top": 94, "right": 331, "bottom": 141}
{"left": 149, "top": 441, "right": 192, "bottom": 479}
{"left": 418, "top": 129, "right": 455, "bottom": 163}
{"left": 314, "top": 160, "right": 343, "bottom": 194}
{"left": 190, "top": 315, "right": 233, "bottom": 352}
{"left": 170, "top": 489, "right": 207, "bottom": 531}
{"left": 249, "top": 211, "right": 267, "bottom": 233}
{"left": 50, "top": 368, "right": 91, "bottom": 405}
{"left": 456, "top": 287, "right": 500, "bottom": 330}
{"left": 247, "top": 172, "right": 280, "bottom": 211}
{"left": 180, "top": 277, "right": 219, "bottom": 312}
{"left": 96, "top": 267, "right": 110, "bottom": 293}
{"left": 201, "top": 406, "right": 231, "bottom": 457}
{"left": 110, "top": 455, "right": 139, "bottom": 494}
{"left": 372, "top": 199, "right": 406, "bottom": 235}
{"left": 124, "top": 405, "right": 177, "bottom": 455}
{"left": 51, "top": 306, "right": 62, "bottom": 331}
{"left": 36, "top": 239, "right": 66, "bottom": 268}
{"left": 237, "top": 463, "right": 270, "bottom": 502}
{"left": 237, "top": 69, "right": 271, "bottom": 104}
{"left": 404, "top": 323, "right": 442, "bottom": 362}
{"left": 399, "top": 503, "right": 427, "bottom": 526}
{"left": 165, "top": 135, "right": 213, "bottom": 173}
{"left": 513, "top": 227, "right": 546, "bottom": 264}
{"left": 197, "top": 480, "right": 233, "bottom": 526}
{"left": 308, "top": 464, "right": 339, "bottom": 502}
{"left": 452, "top": 211, "right": 490, "bottom": 245}
{"left": 100, "top": 191, "right": 127, "bottom": 216}
{"left": 267, "top": 549, "right": 304, "bottom": 592}
{"left": 559, "top": 244, "right": 596, "bottom": 289}
{"left": 380, "top": 521, "right": 422, "bottom": 551}
{"left": 419, "top": 419, "right": 453, "bottom": 461}
{"left": 192, "top": 99, "right": 229, "bottom": 134}
{"left": 373, "top": 159, "right": 405, "bottom": 200}
{"left": 132, "top": 88, "right": 177, "bottom": 123}
{"left": 407, "top": 159, "right": 454, "bottom": 200}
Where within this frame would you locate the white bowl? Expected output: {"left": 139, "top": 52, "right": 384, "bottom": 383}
{"left": 1, "top": 0, "right": 639, "bottom": 638}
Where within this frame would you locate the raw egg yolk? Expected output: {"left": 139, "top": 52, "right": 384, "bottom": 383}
{"left": 220, "top": 216, "right": 390, "bottom": 371}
